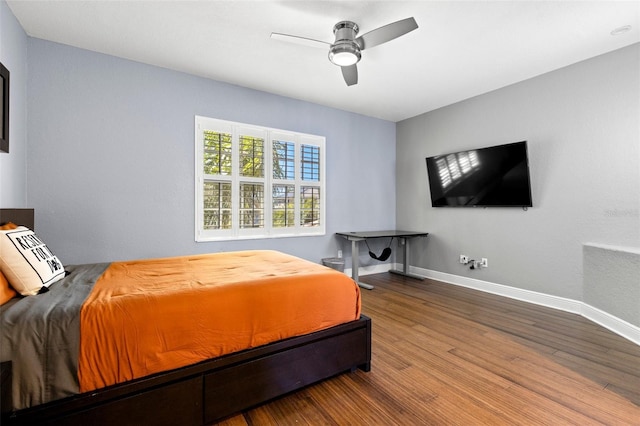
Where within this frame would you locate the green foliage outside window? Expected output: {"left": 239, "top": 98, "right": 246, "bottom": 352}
{"left": 203, "top": 130, "right": 232, "bottom": 175}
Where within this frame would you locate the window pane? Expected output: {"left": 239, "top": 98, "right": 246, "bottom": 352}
{"left": 272, "top": 184, "right": 295, "bottom": 227}
{"left": 273, "top": 140, "right": 295, "bottom": 180}
{"left": 239, "top": 183, "right": 264, "bottom": 228}
{"left": 239, "top": 135, "right": 264, "bottom": 178}
{"left": 300, "top": 186, "right": 320, "bottom": 227}
{"left": 203, "top": 130, "right": 232, "bottom": 175}
{"left": 203, "top": 181, "right": 232, "bottom": 230}
{"left": 301, "top": 144, "right": 320, "bottom": 181}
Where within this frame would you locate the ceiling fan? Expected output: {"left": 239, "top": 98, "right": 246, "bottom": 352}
{"left": 271, "top": 17, "right": 418, "bottom": 86}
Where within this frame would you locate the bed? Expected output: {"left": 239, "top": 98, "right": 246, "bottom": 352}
{"left": 0, "top": 210, "right": 371, "bottom": 425}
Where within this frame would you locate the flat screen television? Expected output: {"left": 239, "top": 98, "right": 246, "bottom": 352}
{"left": 426, "top": 141, "right": 533, "bottom": 207}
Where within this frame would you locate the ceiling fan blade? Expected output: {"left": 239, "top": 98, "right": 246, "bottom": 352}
{"left": 270, "top": 32, "right": 330, "bottom": 49}
{"left": 341, "top": 64, "right": 358, "bottom": 86}
{"left": 355, "top": 17, "right": 418, "bottom": 50}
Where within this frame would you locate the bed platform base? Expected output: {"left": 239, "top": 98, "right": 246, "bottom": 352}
{"left": 3, "top": 315, "right": 371, "bottom": 426}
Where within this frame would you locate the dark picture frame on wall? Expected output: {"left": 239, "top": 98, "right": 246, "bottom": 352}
{"left": 1, "top": 61, "right": 9, "bottom": 153}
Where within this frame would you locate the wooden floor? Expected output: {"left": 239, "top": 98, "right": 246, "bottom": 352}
{"left": 217, "top": 273, "right": 640, "bottom": 425}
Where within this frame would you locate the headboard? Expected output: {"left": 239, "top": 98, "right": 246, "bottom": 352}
{"left": 0, "top": 209, "right": 35, "bottom": 230}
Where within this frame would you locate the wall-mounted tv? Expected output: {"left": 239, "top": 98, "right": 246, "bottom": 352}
{"left": 426, "top": 141, "right": 533, "bottom": 207}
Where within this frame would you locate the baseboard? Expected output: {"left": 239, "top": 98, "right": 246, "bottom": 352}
{"left": 390, "top": 264, "right": 640, "bottom": 346}
{"left": 580, "top": 304, "right": 640, "bottom": 346}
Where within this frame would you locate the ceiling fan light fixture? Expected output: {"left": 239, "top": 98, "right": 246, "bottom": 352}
{"left": 329, "top": 42, "right": 361, "bottom": 66}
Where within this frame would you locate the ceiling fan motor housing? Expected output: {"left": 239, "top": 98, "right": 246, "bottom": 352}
{"left": 329, "top": 21, "right": 361, "bottom": 66}
{"left": 333, "top": 21, "right": 359, "bottom": 41}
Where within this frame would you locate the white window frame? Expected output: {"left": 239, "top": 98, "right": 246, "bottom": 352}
{"left": 195, "top": 116, "right": 326, "bottom": 242}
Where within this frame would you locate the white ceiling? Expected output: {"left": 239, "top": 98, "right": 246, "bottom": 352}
{"left": 7, "top": 1, "right": 640, "bottom": 122}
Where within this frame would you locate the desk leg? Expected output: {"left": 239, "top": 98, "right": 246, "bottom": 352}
{"left": 351, "top": 239, "right": 374, "bottom": 290}
{"left": 389, "top": 237, "right": 425, "bottom": 280}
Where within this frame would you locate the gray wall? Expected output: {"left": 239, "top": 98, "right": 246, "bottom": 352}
{"left": 584, "top": 244, "right": 639, "bottom": 327}
{"left": 0, "top": 0, "right": 28, "bottom": 208}
{"left": 397, "top": 44, "right": 639, "bottom": 302}
{"left": 26, "top": 38, "right": 396, "bottom": 265}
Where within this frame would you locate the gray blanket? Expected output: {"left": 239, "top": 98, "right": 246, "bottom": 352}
{"left": 0, "top": 262, "right": 110, "bottom": 410}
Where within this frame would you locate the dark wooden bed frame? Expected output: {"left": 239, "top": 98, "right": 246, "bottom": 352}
{"left": 3, "top": 316, "right": 371, "bottom": 426}
{"left": 0, "top": 209, "right": 372, "bottom": 425}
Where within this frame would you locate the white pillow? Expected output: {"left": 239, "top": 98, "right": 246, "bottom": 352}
{"left": 0, "top": 226, "right": 65, "bottom": 296}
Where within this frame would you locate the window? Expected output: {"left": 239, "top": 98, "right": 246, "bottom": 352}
{"left": 195, "top": 117, "right": 325, "bottom": 241}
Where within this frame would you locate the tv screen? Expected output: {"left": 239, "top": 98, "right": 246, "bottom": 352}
{"left": 426, "top": 141, "right": 533, "bottom": 207}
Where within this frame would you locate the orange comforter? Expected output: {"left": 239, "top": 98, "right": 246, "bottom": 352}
{"left": 78, "top": 250, "right": 361, "bottom": 392}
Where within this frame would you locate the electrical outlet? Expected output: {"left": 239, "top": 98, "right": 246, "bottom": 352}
{"left": 481, "top": 258, "right": 488, "bottom": 268}
{"left": 338, "top": 250, "right": 343, "bottom": 259}
{"left": 459, "top": 255, "right": 468, "bottom": 264}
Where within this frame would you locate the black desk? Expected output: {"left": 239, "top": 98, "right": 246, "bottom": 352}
{"left": 336, "top": 230, "right": 429, "bottom": 289}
